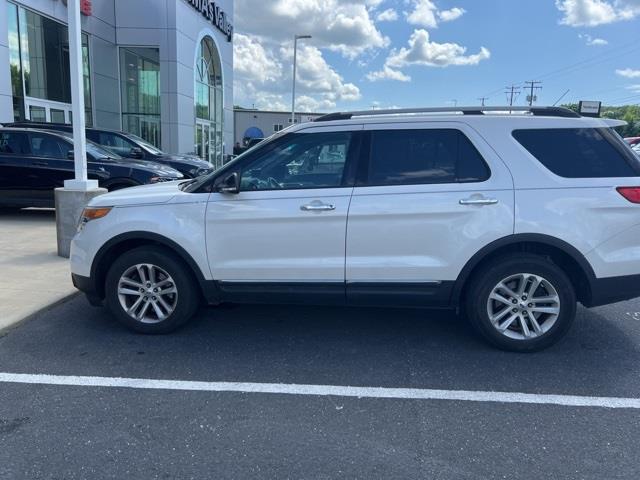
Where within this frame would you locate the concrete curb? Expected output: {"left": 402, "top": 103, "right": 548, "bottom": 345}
{"left": 0, "top": 292, "right": 81, "bottom": 336}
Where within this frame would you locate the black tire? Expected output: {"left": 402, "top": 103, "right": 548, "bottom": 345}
{"left": 464, "top": 253, "right": 576, "bottom": 352}
{"left": 105, "top": 246, "right": 200, "bottom": 333}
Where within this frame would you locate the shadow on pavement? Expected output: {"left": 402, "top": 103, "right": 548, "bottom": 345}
{"left": 0, "top": 294, "right": 638, "bottom": 398}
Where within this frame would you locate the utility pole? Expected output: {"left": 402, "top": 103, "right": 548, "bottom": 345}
{"left": 524, "top": 81, "right": 543, "bottom": 106}
{"left": 477, "top": 97, "right": 488, "bottom": 107}
{"left": 505, "top": 85, "right": 521, "bottom": 107}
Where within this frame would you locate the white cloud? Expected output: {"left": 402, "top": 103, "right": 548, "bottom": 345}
{"left": 578, "top": 33, "right": 609, "bottom": 45}
{"left": 407, "top": 0, "right": 439, "bottom": 27}
{"left": 233, "top": 34, "right": 282, "bottom": 85}
{"left": 626, "top": 84, "right": 640, "bottom": 92}
{"left": 367, "top": 29, "right": 490, "bottom": 81}
{"left": 366, "top": 65, "right": 412, "bottom": 82}
{"left": 406, "top": 0, "right": 466, "bottom": 27}
{"left": 234, "top": 34, "right": 361, "bottom": 112}
{"left": 616, "top": 68, "right": 640, "bottom": 78}
{"left": 235, "top": 0, "right": 389, "bottom": 59}
{"left": 376, "top": 8, "right": 398, "bottom": 22}
{"left": 438, "top": 7, "right": 466, "bottom": 22}
{"left": 556, "top": 0, "right": 640, "bottom": 27}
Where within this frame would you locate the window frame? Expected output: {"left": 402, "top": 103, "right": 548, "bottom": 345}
{"left": 355, "top": 128, "right": 492, "bottom": 188}
{"left": 236, "top": 130, "right": 362, "bottom": 193}
{"left": 27, "top": 131, "right": 69, "bottom": 160}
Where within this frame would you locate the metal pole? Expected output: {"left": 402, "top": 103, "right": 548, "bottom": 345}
{"left": 291, "top": 37, "right": 298, "bottom": 125}
{"left": 67, "top": 0, "right": 89, "bottom": 188}
{"left": 291, "top": 35, "right": 311, "bottom": 126}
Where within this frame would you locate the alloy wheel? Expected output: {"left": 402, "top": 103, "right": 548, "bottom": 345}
{"left": 486, "top": 273, "right": 561, "bottom": 340}
{"left": 117, "top": 263, "right": 178, "bottom": 324}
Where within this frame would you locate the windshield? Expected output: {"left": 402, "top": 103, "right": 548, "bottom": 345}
{"left": 125, "top": 133, "right": 165, "bottom": 155}
{"left": 57, "top": 131, "right": 123, "bottom": 160}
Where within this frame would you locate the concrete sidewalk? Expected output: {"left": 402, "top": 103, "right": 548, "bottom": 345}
{"left": 0, "top": 209, "right": 77, "bottom": 331}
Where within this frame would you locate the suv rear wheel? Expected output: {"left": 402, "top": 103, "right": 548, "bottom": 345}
{"left": 465, "top": 254, "right": 577, "bottom": 352}
{"left": 105, "top": 246, "right": 200, "bottom": 333}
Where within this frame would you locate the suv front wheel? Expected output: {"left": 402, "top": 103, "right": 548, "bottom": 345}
{"left": 105, "top": 246, "right": 200, "bottom": 333}
{"left": 465, "top": 254, "right": 577, "bottom": 352}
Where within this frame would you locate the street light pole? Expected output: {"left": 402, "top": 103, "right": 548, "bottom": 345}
{"left": 291, "top": 34, "right": 311, "bottom": 125}
{"left": 66, "top": 0, "right": 95, "bottom": 191}
{"left": 54, "top": 0, "right": 105, "bottom": 258}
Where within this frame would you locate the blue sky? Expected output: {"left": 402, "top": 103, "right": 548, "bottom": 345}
{"left": 234, "top": 0, "right": 640, "bottom": 112}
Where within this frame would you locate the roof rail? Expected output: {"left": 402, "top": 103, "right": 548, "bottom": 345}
{"left": 313, "top": 106, "right": 580, "bottom": 122}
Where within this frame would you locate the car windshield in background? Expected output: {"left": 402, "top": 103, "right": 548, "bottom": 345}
{"left": 125, "top": 134, "right": 164, "bottom": 155}
{"left": 57, "top": 132, "right": 122, "bottom": 160}
{"left": 86, "top": 141, "right": 123, "bottom": 160}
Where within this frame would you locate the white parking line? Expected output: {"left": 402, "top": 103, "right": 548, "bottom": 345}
{"left": 1, "top": 372, "right": 639, "bottom": 409}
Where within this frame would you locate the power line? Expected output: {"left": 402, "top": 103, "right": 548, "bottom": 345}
{"left": 477, "top": 97, "right": 489, "bottom": 106}
{"left": 482, "top": 36, "right": 640, "bottom": 102}
{"left": 505, "top": 85, "right": 521, "bottom": 108}
{"left": 524, "top": 81, "right": 543, "bottom": 106}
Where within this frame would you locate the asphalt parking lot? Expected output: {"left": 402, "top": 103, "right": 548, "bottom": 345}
{"left": 1, "top": 296, "right": 639, "bottom": 479}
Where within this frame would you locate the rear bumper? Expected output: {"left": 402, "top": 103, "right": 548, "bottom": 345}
{"left": 71, "top": 273, "right": 103, "bottom": 307}
{"left": 586, "top": 274, "right": 640, "bottom": 307}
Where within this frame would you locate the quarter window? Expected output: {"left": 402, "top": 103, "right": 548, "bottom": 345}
{"left": 240, "top": 132, "right": 353, "bottom": 191}
{"left": 365, "top": 129, "right": 490, "bottom": 186}
{"left": 513, "top": 128, "right": 640, "bottom": 178}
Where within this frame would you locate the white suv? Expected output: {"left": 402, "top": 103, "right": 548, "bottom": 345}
{"left": 70, "top": 106, "right": 640, "bottom": 351}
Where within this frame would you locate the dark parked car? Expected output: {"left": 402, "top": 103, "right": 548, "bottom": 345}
{"left": 5, "top": 122, "right": 213, "bottom": 178}
{"left": 0, "top": 128, "right": 183, "bottom": 208}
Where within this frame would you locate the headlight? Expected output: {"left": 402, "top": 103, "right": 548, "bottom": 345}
{"left": 78, "top": 207, "right": 112, "bottom": 232}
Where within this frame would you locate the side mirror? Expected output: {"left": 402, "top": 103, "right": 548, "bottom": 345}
{"left": 215, "top": 172, "right": 240, "bottom": 194}
{"left": 67, "top": 150, "right": 74, "bottom": 160}
{"left": 129, "top": 147, "right": 143, "bottom": 159}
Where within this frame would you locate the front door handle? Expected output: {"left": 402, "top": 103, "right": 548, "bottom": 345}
{"left": 300, "top": 202, "right": 336, "bottom": 212}
{"left": 459, "top": 197, "right": 499, "bottom": 206}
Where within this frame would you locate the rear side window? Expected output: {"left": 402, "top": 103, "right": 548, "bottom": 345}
{"left": 513, "top": 128, "right": 640, "bottom": 178}
{"left": 0, "top": 132, "right": 29, "bottom": 154}
{"left": 365, "top": 129, "right": 490, "bottom": 186}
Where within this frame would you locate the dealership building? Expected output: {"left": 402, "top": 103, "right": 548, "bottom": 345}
{"left": 0, "top": 0, "right": 234, "bottom": 168}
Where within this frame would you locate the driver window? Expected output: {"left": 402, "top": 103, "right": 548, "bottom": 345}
{"left": 240, "top": 131, "right": 352, "bottom": 191}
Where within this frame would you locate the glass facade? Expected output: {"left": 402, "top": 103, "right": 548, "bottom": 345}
{"left": 7, "top": 3, "right": 92, "bottom": 124}
{"left": 195, "top": 36, "right": 223, "bottom": 167}
{"left": 119, "top": 47, "right": 161, "bottom": 148}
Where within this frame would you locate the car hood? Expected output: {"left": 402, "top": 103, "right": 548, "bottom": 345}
{"left": 89, "top": 180, "right": 188, "bottom": 207}
{"left": 101, "top": 157, "right": 183, "bottom": 176}
{"left": 155, "top": 154, "right": 210, "bottom": 169}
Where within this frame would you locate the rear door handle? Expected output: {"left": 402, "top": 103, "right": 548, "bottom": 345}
{"left": 459, "top": 197, "right": 499, "bottom": 206}
{"left": 32, "top": 161, "right": 49, "bottom": 166}
{"left": 300, "top": 202, "right": 336, "bottom": 212}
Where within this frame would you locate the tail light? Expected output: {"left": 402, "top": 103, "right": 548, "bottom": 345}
{"left": 617, "top": 187, "right": 640, "bottom": 204}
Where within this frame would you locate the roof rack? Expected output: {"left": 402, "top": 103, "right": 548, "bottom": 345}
{"left": 313, "top": 106, "right": 580, "bottom": 122}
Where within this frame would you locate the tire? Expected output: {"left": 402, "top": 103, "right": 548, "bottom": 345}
{"left": 105, "top": 246, "right": 200, "bottom": 333}
{"left": 464, "top": 253, "right": 576, "bottom": 352}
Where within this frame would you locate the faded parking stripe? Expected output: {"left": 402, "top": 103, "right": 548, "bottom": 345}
{"left": 0, "top": 372, "right": 639, "bottom": 409}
